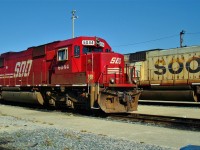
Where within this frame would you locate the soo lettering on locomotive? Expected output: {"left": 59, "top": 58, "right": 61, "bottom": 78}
{"left": 0, "top": 36, "right": 141, "bottom": 113}
{"left": 125, "top": 46, "right": 200, "bottom": 102}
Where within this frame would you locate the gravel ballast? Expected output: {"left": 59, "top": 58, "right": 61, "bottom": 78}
{"left": 0, "top": 115, "right": 172, "bottom": 150}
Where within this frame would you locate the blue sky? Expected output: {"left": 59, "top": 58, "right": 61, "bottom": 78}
{"left": 0, "top": 0, "right": 199, "bottom": 54}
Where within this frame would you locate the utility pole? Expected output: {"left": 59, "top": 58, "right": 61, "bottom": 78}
{"left": 180, "top": 30, "right": 185, "bottom": 48}
{"left": 71, "top": 10, "right": 78, "bottom": 38}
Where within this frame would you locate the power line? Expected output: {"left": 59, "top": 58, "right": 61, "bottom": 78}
{"left": 113, "top": 32, "right": 200, "bottom": 48}
{"left": 186, "top": 32, "right": 200, "bottom": 35}
{"left": 113, "top": 34, "right": 178, "bottom": 47}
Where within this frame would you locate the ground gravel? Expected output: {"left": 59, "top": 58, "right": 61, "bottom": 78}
{"left": 0, "top": 116, "right": 173, "bottom": 150}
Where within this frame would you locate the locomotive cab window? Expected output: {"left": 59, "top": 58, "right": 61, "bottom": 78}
{"left": 106, "top": 49, "right": 111, "bottom": 52}
{"left": 0, "top": 58, "right": 4, "bottom": 68}
{"left": 74, "top": 45, "right": 80, "bottom": 57}
{"left": 83, "top": 46, "right": 103, "bottom": 54}
{"left": 57, "top": 48, "right": 68, "bottom": 61}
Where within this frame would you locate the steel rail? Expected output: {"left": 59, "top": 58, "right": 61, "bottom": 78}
{"left": 139, "top": 100, "right": 200, "bottom": 107}
{"left": 108, "top": 113, "right": 200, "bottom": 131}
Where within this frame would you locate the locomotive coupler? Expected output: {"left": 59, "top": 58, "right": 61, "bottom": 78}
{"left": 122, "top": 91, "right": 133, "bottom": 103}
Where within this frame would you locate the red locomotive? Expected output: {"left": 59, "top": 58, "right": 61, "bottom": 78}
{"left": 0, "top": 36, "right": 141, "bottom": 113}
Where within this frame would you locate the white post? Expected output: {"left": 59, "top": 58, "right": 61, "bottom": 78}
{"left": 71, "top": 10, "right": 78, "bottom": 38}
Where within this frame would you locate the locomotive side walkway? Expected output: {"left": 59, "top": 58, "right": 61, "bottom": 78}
{"left": 0, "top": 104, "right": 200, "bottom": 149}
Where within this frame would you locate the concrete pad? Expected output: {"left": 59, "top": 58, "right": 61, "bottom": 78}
{"left": 0, "top": 104, "right": 200, "bottom": 149}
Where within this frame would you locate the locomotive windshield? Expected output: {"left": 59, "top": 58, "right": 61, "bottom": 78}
{"left": 83, "top": 46, "right": 103, "bottom": 54}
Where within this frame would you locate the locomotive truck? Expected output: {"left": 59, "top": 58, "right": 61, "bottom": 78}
{"left": 0, "top": 36, "right": 141, "bottom": 113}
{"left": 125, "top": 46, "right": 200, "bottom": 102}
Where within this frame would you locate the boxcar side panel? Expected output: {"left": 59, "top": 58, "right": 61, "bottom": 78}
{"left": 138, "top": 46, "right": 200, "bottom": 86}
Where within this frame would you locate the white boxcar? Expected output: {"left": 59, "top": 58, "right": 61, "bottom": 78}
{"left": 127, "top": 46, "right": 200, "bottom": 102}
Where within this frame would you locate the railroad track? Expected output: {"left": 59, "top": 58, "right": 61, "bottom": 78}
{"left": 2, "top": 101, "right": 200, "bottom": 131}
{"left": 139, "top": 100, "right": 200, "bottom": 107}
{"left": 107, "top": 113, "right": 200, "bottom": 131}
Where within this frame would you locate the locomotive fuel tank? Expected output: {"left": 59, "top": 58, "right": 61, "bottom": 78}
{"left": 2, "top": 91, "right": 44, "bottom": 105}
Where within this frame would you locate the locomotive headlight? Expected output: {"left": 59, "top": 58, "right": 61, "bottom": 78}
{"left": 110, "top": 78, "right": 115, "bottom": 84}
{"left": 88, "top": 74, "right": 93, "bottom": 80}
